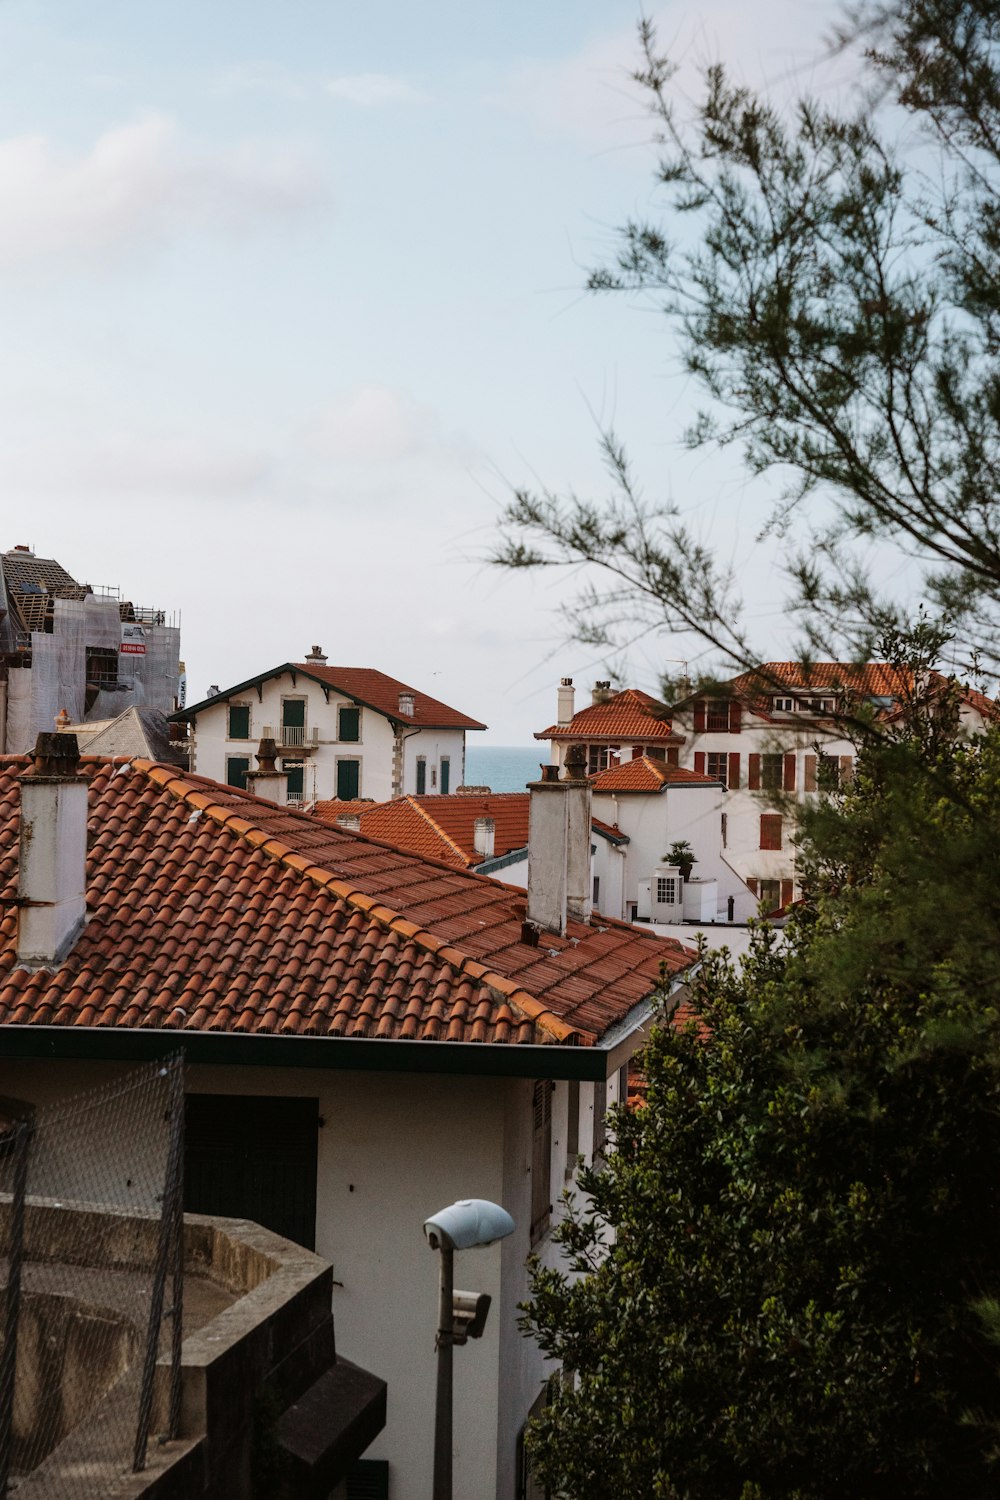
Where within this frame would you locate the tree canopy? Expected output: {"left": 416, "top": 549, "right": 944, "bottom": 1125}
{"left": 495, "top": 0, "right": 1000, "bottom": 678}
{"left": 523, "top": 683, "right": 1000, "bottom": 1498}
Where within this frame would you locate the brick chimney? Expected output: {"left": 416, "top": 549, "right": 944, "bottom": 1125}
{"left": 17, "top": 733, "right": 87, "bottom": 967}
{"left": 526, "top": 743, "right": 592, "bottom": 937}
{"left": 245, "top": 737, "right": 287, "bottom": 805}
{"left": 473, "top": 816, "right": 495, "bottom": 860}
{"left": 556, "top": 677, "right": 575, "bottom": 727}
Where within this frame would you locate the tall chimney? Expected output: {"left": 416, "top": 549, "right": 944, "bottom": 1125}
{"left": 526, "top": 743, "right": 592, "bottom": 936}
{"left": 18, "top": 733, "right": 87, "bottom": 966}
{"left": 592, "top": 680, "right": 613, "bottom": 706}
{"left": 245, "top": 737, "right": 288, "bottom": 805}
{"left": 473, "top": 816, "right": 495, "bottom": 861}
{"left": 557, "top": 677, "right": 575, "bottom": 727}
{"left": 398, "top": 691, "right": 415, "bottom": 718}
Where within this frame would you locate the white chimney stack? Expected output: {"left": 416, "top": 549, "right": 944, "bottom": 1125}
{"left": 526, "top": 744, "right": 592, "bottom": 937}
{"left": 398, "top": 691, "right": 416, "bottom": 718}
{"left": 557, "top": 677, "right": 575, "bottom": 727}
{"left": 18, "top": 733, "right": 88, "bottom": 967}
{"left": 244, "top": 737, "right": 288, "bottom": 806}
{"left": 473, "top": 816, "right": 495, "bottom": 860}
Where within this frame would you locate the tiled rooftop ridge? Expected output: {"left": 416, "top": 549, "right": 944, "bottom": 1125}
{"left": 0, "top": 757, "right": 693, "bottom": 1048}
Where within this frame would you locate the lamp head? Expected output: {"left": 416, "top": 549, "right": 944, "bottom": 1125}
{"left": 423, "top": 1198, "right": 515, "bottom": 1251}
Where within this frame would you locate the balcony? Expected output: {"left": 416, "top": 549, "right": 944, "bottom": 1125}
{"left": 263, "top": 724, "right": 319, "bottom": 752}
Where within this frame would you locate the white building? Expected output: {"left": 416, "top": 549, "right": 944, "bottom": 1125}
{"left": 0, "top": 735, "right": 694, "bottom": 1500}
{"left": 0, "top": 545, "right": 181, "bottom": 753}
{"left": 670, "top": 661, "right": 1000, "bottom": 904}
{"left": 172, "top": 645, "right": 486, "bottom": 804}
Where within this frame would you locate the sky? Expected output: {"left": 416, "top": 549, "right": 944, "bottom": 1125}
{"left": 0, "top": 0, "right": 847, "bottom": 743}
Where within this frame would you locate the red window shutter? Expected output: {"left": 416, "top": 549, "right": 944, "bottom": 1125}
{"left": 667, "top": 747, "right": 679, "bottom": 767}
{"left": 746, "top": 877, "right": 758, "bottom": 896}
{"left": 760, "top": 814, "right": 782, "bottom": 850}
{"left": 694, "top": 751, "right": 706, "bottom": 774}
{"left": 840, "top": 755, "right": 854, "bottom": 782}
{"left": 729, "top": 701, "right": 742, "bottom": 733}
{"left": 728, "top": 752, "right": 741, "bottom": 789}
{"left": 780, "top": 878, "right": 794, "bottom": 908}
{"left": 748, "top": 754, "right": 761, "bottom": 790}
{"left": 693, "top": 700, "right": 706, "bottom": 731}
{"left": 783, "top": 752, "right": 796, "bottom": 792}
{"left": 804, "top": 755, "right": 817, "bottom": 792}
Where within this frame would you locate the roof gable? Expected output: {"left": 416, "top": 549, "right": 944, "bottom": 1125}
{"left": 590, "top": 756, "right": 722, "bottom": 794}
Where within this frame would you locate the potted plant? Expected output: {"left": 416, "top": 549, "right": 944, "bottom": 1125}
{"left": 665, "top": 840, "right": 696, "bottom": 882}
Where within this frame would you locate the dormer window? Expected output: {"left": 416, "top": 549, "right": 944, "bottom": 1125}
{"left": 773, "top": 696, "right": 795, "bottom": 712}
{"left": 706, "top": 700, "right": 730, "bottom": 731}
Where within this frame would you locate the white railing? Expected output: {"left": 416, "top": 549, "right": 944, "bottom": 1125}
{"left": 281, "top": 725, "right": 306, "bottom": 747}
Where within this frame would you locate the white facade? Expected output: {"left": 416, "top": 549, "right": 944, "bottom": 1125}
{"left": 185, "top": 670, "right": 468, "bottom": 803}
{"left": 591, "top": 782, "right": 756, "bottom": 924}
{"left": 0, "top": 1052, "right": 625, "bottom": 1500}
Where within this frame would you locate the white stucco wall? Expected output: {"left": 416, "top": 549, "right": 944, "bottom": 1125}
{"left": 0, "top": 1055, "right": 565, "bottom": 1500}
{"left": 400, "top": 727, "right": 467, "bottom": 796}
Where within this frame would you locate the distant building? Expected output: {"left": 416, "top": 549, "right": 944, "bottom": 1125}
{"left": 0, "top": 545, "right": 181, "bottom": 753}
{"left": 535, "top": 677, "right": 684, "bottom": 773}
{"left": 670, "top": 661, "right": 1000, "bottom": 904}
{"left": 171, "top": 646, "right": 487, "bottom": 802}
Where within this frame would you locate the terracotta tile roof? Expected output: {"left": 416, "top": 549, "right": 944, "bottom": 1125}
{"left": 536, "top": 688, "right": 682, "bottom": 743}
{"left": 0, "top": 759, "right": 694, "bottom": 1049}
{"left": 314, "top": 793, "right": 628, "bottom": 869}
{"left": 176, "top": 664, "right": 487, "bottom": 732}
{"left": 709, "top": 662, "right": 999, "bottom": 723}
{"left": 590, "top": 757, "right": 721, "bottom": 794}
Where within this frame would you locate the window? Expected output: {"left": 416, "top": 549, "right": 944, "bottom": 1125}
{"left": 817, "top": 753, "right": 840, "bottom": 790}
{"left": 281, "top": 698, "right": 306, "bottom": 747}
{"left": 336, "top": 759, "right": 360, "bottom": 800}
{"left": 760, "top": 813, "right": 783, "bottom": 850}
{"left": 592, "top": 875, "right": 600, "bottom": 906}
{"left": 531, "top": 1080, "right": 553, "bottom": 1243}
{"left": 655, "top": 876, "right": 678, "bottom": 905}
{"left": 758, "top": 878, "right": 781, "bottom": 910}
{"left": 587, "top": 745, "right": 611, "bottom": 775}
{"left": 517, "top": 1389, "right": 552, "bottom": 1500}
{"left": 440, "top": 757, "right": 450, "bottom": 794}
{"left": 338, "top": 706, "right": 360, "bottom": 742}
{"left": 706, "top": 699, "right": 730, "bottom": 731}
{"left": 284, "top": 759, "right": 304, "bottom": 802}
{"left": 85, "top": 646, "right": 118, "bottom": 687}
{"left": 227, "top": 703, "right": 250, "bottom": 740}
{"left": 761, "top": 753, "right": 783, "bottom": 790}
{"left": 773, "top": 696, "right": 795, "bottom": 712}
{"left": 565, "top": 1078, "right": 579, "bottom": 1177}
{"left": 706, "top": 751, "right": 728, "bottom": 786}
{"left": 415, "top": 757, "right": 426, "bottom": 794}
{"left": 226, "top": 756, "right": 250, "bottom": 790}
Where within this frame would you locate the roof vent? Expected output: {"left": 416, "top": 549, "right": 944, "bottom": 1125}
{"left": 398, "top": 692, "right": 415, "bottom": 717}
{"left": 473, "top": 817, "right": 495, "bottom": 860}
{"left": 305, "top": 645, "right": 328, "bottom": 663}
{"left": 207, "top": 684, "right": 220, "bottom": 699}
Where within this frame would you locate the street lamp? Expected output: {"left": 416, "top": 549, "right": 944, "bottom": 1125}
{"left": 424, "top": 1198, "right": 515, "bottom": 1500}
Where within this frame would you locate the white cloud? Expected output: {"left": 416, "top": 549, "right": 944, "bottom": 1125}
{"left": 325, "top": 73, "right": 426, "bottom": 107}
{"left": 0, "top": 113, "right": 328, "bottom": 267}
{"left": 301, "top": 385, "right": 451, "bottom": 465}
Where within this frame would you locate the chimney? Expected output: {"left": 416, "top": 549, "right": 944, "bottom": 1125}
{"left": 473, "top": 816, "right": 495, "bottom": 860}
{"left": 207, "top": 685, "right": 220, "bottom": 699}
{"left": 557, "top": 677, "right": 575, "bottom": 727}
{"left": 305, "top": 645, "right": 328, "bottom": 664}
{"left": 17, "top": 733, "right": 87, "bottom": 967}
{"left": 526, "top": 743, "right": 592, "bottom": 936}
{"left": 54, "top": 707, "right": 72, "bottom": 732}
{"left": 592, "top": 680, "right": 613, "bottom": 706}
{"left": 398, "top": 692, "right": 415, "bottom": 718}
{"left": 336, "top": 813, "right": 362, "bottom": 832}
{"left": 245, "top": 737, "right": 287, "bottom": 805}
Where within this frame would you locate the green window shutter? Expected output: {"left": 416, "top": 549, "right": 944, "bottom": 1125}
{"left": 282, "top": 698, "right": 305, "bottom": 729}
{"left": 440, "top": 757, "right": 450, "bottom": 794}
{"left": 339, "top": 706, "right": 360, "bottom": 742}
{"left": 285, "top": 761, "right": 304, "bottom": 798}
{"left": 226, "top": 756, "right": 250, "bottom": 789}
{"left": 228, "top": 704, "right": 250, "bottom": 739}
{"left": 416, "top": 759, "right": 426, "bottom": 794}
{"left": 337, "top": 760, "right": 360, "bottom": 799}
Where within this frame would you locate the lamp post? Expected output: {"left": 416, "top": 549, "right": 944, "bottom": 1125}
{"left": 423, "top": 1198, "right": 515, "bottom": 1500}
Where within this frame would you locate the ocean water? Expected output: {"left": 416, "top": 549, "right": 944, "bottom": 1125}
{"left": 464, "top": 745, "right": 546, "bottom": 794}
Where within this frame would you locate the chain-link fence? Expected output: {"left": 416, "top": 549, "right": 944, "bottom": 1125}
{"left": 0, "top": 1054, "right": 184, "bottom": 1497}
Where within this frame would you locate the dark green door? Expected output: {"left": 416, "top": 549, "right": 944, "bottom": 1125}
{"left": 185, "top": 1094, "right": 319, "bottom": 1249}
{"left": 337, "top": 759, "right": 360, "bottom": 799}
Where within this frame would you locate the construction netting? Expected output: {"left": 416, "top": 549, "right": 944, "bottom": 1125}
{"left": 0, "top": 1054, "right": 184, "bottom": 1498}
